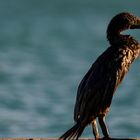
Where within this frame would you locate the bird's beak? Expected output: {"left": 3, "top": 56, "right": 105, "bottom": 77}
{"left": 130, "top": 18, "right": 140, "bottom": 29}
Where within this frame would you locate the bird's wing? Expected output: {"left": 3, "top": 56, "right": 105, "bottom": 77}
{"left": 74, "top": 67, "right": 93, "bottom": 121}
{"left": 74, "top": 46, "right": 127, "bottom": 122}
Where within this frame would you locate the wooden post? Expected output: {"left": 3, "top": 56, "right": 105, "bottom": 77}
{"left": 0, "top": 138, "right": 139, "bottom": 140}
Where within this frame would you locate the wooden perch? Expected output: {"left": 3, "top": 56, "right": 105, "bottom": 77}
{"left": 0, "top": 138, "right": 139, "bottom": 140}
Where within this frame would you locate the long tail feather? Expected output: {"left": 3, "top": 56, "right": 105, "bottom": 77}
{"left": 59, "top": 123, "right": 85, "bottom": 140}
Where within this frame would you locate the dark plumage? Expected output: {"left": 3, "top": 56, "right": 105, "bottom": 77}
{"left": 59, "top": 12, "right": 140, "bottom": 140}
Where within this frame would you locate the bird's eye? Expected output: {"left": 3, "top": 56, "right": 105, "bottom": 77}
{"left": 123, "top": 18, "right": 129, "bottom": 24}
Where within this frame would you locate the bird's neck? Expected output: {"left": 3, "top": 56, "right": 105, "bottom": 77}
{"left": 107, "top": 33, "right": 139, "bottom": 46}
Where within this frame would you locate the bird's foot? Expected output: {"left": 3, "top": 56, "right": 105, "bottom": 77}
{"left": 94, "top": 135, "right": 101, "bottom": 140}
{"left": 102, "top": 136, "right": 111, "bottom": 140}
{"left": 95, "top": 137, "right": 101, "bottom": 140}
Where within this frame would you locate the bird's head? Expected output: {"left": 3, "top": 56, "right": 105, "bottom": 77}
{"left": 107, "top": 12, "right": 140, "bottom": 43}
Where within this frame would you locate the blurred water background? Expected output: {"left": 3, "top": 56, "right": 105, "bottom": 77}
{"left": 0, "top": 0, "right": 140, "bottom": 138}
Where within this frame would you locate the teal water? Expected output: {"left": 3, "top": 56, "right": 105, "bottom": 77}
{"left": 0, "top": 0, "right": 140, "bottom": 138}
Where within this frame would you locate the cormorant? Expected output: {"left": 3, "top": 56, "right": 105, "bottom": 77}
{"left": 59, "top": 12, "right": 140, "bottom": 140}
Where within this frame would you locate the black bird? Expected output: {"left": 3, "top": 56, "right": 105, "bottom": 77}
{"left": 59, "top": 12, "right": 140, "bottom": 140}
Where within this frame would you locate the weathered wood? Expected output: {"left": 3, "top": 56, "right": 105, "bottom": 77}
{"left": 0, "top": 138, "right": 139, "bottom": 140}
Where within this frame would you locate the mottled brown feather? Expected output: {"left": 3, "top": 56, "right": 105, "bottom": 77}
{"left": 60, "top": 12, "right": 140, "bottom": 140}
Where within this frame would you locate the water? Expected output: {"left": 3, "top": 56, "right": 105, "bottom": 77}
{"left": 0, "top": 0, "right": 140, "bottom": 138}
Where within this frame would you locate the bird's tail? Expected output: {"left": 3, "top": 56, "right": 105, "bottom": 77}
{"left": 59, "top": 123, "right": 85, "bottom": 140}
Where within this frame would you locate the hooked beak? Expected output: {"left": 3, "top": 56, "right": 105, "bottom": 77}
{"left": 130, "top": 18, "right": 140, "bottom": 29}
